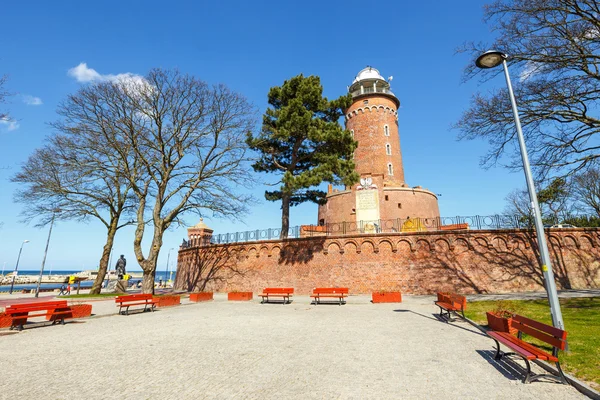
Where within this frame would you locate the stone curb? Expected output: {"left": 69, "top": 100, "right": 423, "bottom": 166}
{"left": 462, "top": 315, "right": 600, "bottom": 400}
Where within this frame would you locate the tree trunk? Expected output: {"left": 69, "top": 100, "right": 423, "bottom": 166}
{"left": 141, "top": 268, "right": 156, "bottom": 294}
{"left": 89, "top": 221, "right": 118, "bottom": 295}
{"left": 280, "top": 193, "right": 290, "bottom": 239}
{"left": 137, "top": 233, "right": 162, "bottom": 294}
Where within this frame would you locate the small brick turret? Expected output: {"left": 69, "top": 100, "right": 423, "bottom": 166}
{"left": 187, "top": 218, "right": 213, "bottom": 247}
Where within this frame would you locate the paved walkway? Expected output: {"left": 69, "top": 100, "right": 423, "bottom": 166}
{"left": 467, "top": 289, "right": 600, "bottom": 302}
{"left": 0, "top": 294, "right": 589, "bottom": 399}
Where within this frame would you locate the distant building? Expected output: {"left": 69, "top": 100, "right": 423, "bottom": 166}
{"left": 317, "top": 67, "right": 440, "bottom": 232}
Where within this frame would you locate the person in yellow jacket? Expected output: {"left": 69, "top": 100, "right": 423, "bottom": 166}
{"left": 68, "top": 275, "right": 76, "bottom": 293}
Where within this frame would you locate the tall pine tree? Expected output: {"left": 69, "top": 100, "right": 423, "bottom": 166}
{"left": 247, "top": 74, "right": 358, "bottom": 238}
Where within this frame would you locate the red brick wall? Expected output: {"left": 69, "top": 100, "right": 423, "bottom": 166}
{"left": 317, "top": 186, "right": 440, "bottom": 225}
{"left": 175, "top": 228, "right": 600, "bottom": 295}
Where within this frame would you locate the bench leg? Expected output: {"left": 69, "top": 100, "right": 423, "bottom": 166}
{"left": 555, "top": 362, "right": 569, "bottom": 385}
{"left": 523, "top": 358, "right": 533, "bottom": 384}
{"left": 525, "top": 359, "right": 570, "bottom": 384}
{"left": 10, "top": 323, "right": 24, "bottom": 331}
{"left": 438, "top": 306, "right": 451, "bottom": 322}
{"left": 492, "top": 338, "right": 503, "bottom": 360}
{"left": 492, "top": 346, "right": 568, "bottom": 385}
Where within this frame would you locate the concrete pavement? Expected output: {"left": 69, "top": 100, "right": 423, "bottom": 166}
{"left": 0, "top": 293, "right": 590, "bottom": 399}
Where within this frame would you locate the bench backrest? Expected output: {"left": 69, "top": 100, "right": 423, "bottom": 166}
{"left": 263, "top": 288, "right": 294, "bottom": 294}
{"left": 437, "top": 293, "right": 467, "bottom": 310}
{"left": 449, "top": 294, "right": 467, "bottom": 310}
{"left": 6, "top": 301, "right": 68, "bottom": 313}
{"left": 512, "top": 314, "right": 567, "bottom": 351}
{"left": 313, "top": 287, "right": 349, "bottom": 294}
{"left": 437, "top": 292, "right": 449, "bottom": 302}
{"left": 115, "top": 294, "right": 153, "bottom": 303}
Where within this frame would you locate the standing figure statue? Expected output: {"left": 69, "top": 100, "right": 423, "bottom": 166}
{"left": 115, "top": 255, "right": 127, "bottom": 280}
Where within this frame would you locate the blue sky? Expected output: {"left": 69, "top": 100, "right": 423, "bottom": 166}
{"left": 0, "top": 0, "right": 523, "bottom": 271}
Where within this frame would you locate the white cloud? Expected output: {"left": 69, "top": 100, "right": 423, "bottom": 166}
{"left": 68, "top": 62, "right": 145, "bottom": 87}
{"left": 68, "top": 63, "right": 102, "bottom": 82}
{"left": 0, "top": 117, "right": 19, "bottom": 131}
{"left": 22, "top": 95, "right": 43, "bottom": 106}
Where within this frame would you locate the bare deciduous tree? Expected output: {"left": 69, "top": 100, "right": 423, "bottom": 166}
{"left": 12, "top": 128, "right": 135, "bottom": 294}
{"left": 127, "top": 71, "right": 256, "bottom": 293}
{"left": 55, "top": 69, "right": 256, "bottom": 293}
{"left": 503, "top": 181, "right": 574, "bottom": 225}
{"left": 0, "top": 74, "right": 9, "bottom": 121}
{"left": 15, "top": 69, "right": 256, "bottom": 293}
{"left": 456, "top": 0, "right": 600, "bottom": 180}
{"left": 571, "top": 167, "right": 600, "bottom": 217}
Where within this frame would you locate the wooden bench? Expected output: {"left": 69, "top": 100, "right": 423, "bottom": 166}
{"left": 487, "top": 314, "right": 568, "bottom": 384}
{"left": 259, "top": 288, "right": 294, "bottom": 304}
{"left": 434, "top": 292, "right": 466, "bottom": 321}
{"left": 5, "top": 300, "right": 72, "bottom": 331}
{"left": 115, "top": 294, "right": 158, "bottom": 315}
{"left": 310, "top": 287, "right": 348, "bottom": 305}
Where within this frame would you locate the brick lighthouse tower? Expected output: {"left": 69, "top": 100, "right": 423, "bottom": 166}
{"left": 317, "top": 67, "right": 440, "bottom": 232}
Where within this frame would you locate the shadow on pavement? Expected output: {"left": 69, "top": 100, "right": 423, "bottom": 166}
{"left": 394, "top": 309, "right": 487, "bottom": 337}
{"left": 476, "top": 349, "right": 526, "bottom": 382}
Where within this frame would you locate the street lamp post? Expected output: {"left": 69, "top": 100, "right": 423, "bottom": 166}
{"left": 35, "top": 212, "right": 57, "bottom": 298}
{"left": 9, "top": 240, "right": 30, "bottom": 295}
{"left": 475, "top": 50, "right": 565, "bottom": 330}
{"left": 165, "top": 248, "right": 174, "bottom": 288}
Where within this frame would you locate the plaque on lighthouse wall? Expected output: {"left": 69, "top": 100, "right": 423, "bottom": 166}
{"left": 355, "top": 189, "right": 380, "bottom": 233}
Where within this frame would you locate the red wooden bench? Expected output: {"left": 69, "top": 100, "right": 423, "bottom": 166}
{"left": 259, "top": 288, "right": 294, "bottom": 304}
{"left": 115, "top": 294, "right": 158, "bottom": 315}
{"left": 310, "top": 287, "right": 348, "bottom": 305}
{"left": 434, "top": 292, "right": 466, "bottom": 321}
{"left": 487, "top": 314, "right": 568, "bottom": 384}
{"left": 5, "top": 300, "right": 72, "bottom": 331}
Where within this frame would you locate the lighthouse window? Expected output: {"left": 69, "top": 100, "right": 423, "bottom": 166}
{"left": 363, "top": 100, "right": 369, "bottom": 105}
{"left": 384, "top": 125, "right": 390, "bottom": 136}
{"left": 385, "top": 195, "right": 389, "bottom": 201}
{"left": 385, "top": 143, "right": 391, "bottom": 155}
{"left": 398, "top": 203, "right": 402, "bottom": 209}
{"left": 388, "top": 163, "right": 393, "bottom": 175}
{"left": 350, "top": 129, "right": 354, "bottom": 138}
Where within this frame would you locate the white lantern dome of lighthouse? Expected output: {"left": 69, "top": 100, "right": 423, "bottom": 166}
{"left": 348, "top": 66, "right": 398, "bottom": 108}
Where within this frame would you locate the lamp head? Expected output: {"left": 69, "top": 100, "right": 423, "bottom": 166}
{"left": 23, "top": 240, "right": 30, "bottom": 244}
{"left": 475, "top": 50, "right": 508, "bottom": 69}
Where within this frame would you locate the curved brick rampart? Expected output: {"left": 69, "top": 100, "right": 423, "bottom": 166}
{"left": 175, "top": 228, "right": 600, "bottom": 295}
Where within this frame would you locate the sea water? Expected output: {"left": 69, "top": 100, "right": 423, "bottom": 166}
{"left": 0, "top": 270, "right": 177, "bottom": 291}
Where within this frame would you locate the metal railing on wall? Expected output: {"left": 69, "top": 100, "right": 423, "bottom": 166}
{"left": 179, "top": 214, "right": 595, "bottom": 248}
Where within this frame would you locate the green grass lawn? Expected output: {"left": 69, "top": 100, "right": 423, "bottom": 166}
{"left": 465, "top": 297, "right": 600, "bottom": 389}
